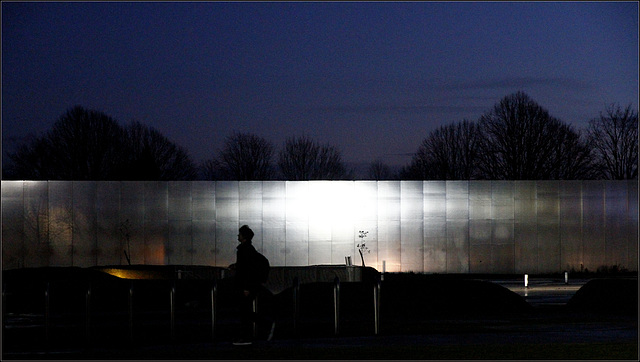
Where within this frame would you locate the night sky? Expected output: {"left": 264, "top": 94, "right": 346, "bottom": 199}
{"left": 2, "top": 1, "right": 638, "bottom": 172}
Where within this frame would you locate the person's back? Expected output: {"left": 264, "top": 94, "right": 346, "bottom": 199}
{"left": 230, "top": 225, "right": 275, "bottom": 345}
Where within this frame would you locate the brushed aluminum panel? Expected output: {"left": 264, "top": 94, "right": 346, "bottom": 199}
{"left": 121, "top": 181, "right": 144, "bottom": 222}
{"left": 263, "top": 219, "right": 286, "bottom": 266}
{"left": 582, "top": 181, "right": 605, "bottom": 271}
{"left": 73, "top": 181, "right": 98, "bottom": 267}
{"left": 424, "top": 193, "right": 446, "bottom": 219}
{"left": 331, "top": 226, "right": 354, "bottom": 266}
{"left": 446, "top": 199, "right": 468, "bottom": 220}
{"left": 23, "top": 181, "right": 49, "bottom": 267}
{"left": 48, "top": 181, "right": 73, "bottom": 267}
{"left": 239, "top": 181, "right": 263, "bottom": 222}
{"left": 1, "top": 181, "right": 24, "bottom": 269}
{"left": 492, "top": 219, "right": 514, "bottom": 245}
{"left": 263, "top": 181, "right": 286, "bottom": 222}
{"left": 537, "top": 221, "right": 560, "bottom": 273}
{"left": 424, "top": 219, "right": 447, "bottom": 273}
{"left": 144, "top": 219, "right": 168, "bottom": 265}
{"left": 285, "top": 221, "right": 309, "bottom": 266}
{"left": 192, "top": 182, "right": 215, "bottom": 221}
{"left": 378, "top": 220, "right": 401, "bottom": 272}
{"left": 492, "top": 198, "right": 514, "bottom": 220}
{"left": 308, "top": 182, "right": 333, "bottom": 243}
{"left": 446, "top": 219, "right": 469, "bottom": 273}
{"left": 286, "top": 181, "right": 309, "bottom": 223}
{"left": 469, "top": 181, "right": 492, "bottom": 200}
{"left": 216, "top": 181, "right": 239, "bottom": 223}
{"left": 515, "top": 181, "right": 536, "bottom": 200}
{"left": 168, "top": 220, "right": 192, "bottom": 265}
{"left": 469, "top": 182, "right": 491, "bottom": 239}
{"left": 492, "top": 181, "right": 514, "bottom": 200}
{"left": 515, "top": 198, "right": 536, "bottom": 223}
{"left": 536, "top": 181, "right": 559, "bottom": 220}
{"left": 309, "top": 239, "right": 331, "bottom": 265}
{"left": 401, "top": 181, "right": 423, "bottom": 220}
{"left": 120, "top": 182, "right": 145, "bottom": 265}
{"left": 469, "top": 199, "right": 491, "bottom": 220}
{"left": 354, "top": 181, "right": 378, "bottom": 222}
{"left": 469, "top": 219, "right": 492, "bottom": 246}
{"left": 492, "top": 243, "right": 515, "bottom": 273}
{"left": 560, "top": 181, "right": 582, "bottom": 271}
{"left": 604, "top": 182, "right": 628, "bottom": 267}
{"left": 192, "top": 220, "right": 216, "bottom": 265}
{"left": 144, "top": 181, "right": 168, "bottom": 221}
{"left": 216, "top": 221, "right": 239, "bottom": 267}
{"left": 168, "top": 182, "right": 192, "bottom": 221}
{"left": 469, "top": 244, "right": 492, "bottom": 273}
{"left": 628, "top": 181, "right": 638, "bottom": 269}
{"left": 515, "top": 222, "right": 538, "bottom": 274}
{"left": 424, "top": 181, "right": 446, "bottom": 196}
{"left": 400, "top": 219, "right": 423, "bottom": 272}
{"left": 446, "top": 181, "right": 468, "bottom": 199}
{"left": 378, "top": 181, "right": 400, "bottom": 221}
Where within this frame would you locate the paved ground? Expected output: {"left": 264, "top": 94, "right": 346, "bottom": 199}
{"left": 3, "top": 276, "right": 637, "bottom": 360}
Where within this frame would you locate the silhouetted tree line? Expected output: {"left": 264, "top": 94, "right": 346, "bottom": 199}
{"left": 3, "top": 92, "right": 638, "bottom": 181}
{"left": 399, "top": 92, "right": 637, "bottom": 180}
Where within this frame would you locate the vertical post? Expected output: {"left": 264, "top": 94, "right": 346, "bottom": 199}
{"left": 333, "top": 276, "right": 340, "bottom": 336}
{"left": 293, "top": 277, "right": 299, "bottom": 335}
{"left": 86, "top": 283, "right": 92, "bottom": 344}
{"left": 382, "top": 261, "right": 386, "bottom": 281}
{"left": 45, "top": 282, "right": 50, "bottom": 345}
{"left": 211, "top": 279, "right": 217, "bottom": 341}
{"left": 128, "top": 281, "right": 134, "bottom": 343}
{"left": 564, "top": 271, "right": 569, "bottom": 285}
{"left": 170, "top": 283, "right": 176, "bottom": 342}
{"left": 374, "top": 278, "right": 381, "bottom": 335}
{"left": 524, "top": 274, "right": 529, "bottom": 288}
{"left": 252, "top": 297, "right": 258, "bottom": 338}
{"left": 2, "top": 283, "right": 6, "bottom": 340}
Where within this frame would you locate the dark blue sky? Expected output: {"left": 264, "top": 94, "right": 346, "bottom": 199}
{"left": 2, "top": 1, "right": 638, "bottom": 170}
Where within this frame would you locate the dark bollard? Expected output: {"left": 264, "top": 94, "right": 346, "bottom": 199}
{"left": 86, "top": 283, "right": 92, "bottom": 344}
{"left": 128, "top": 282, "right": 134, "bottom": 343}
{"left": 2, "top": 283, "right": 5, "bottom": 338}
{"left": 170, "top": 283, "right": 176, "bottom": 341}
{"left": 45, "top": 282, "right": 50, "bottom": 345}
{"left": 374, "top": 278, "right": 381, "bottom": 335}
{"left": 293, "top": 277, "right": 299, "bottom": 335}
{"left": 211, "top": 279, "right": 217, "bottom": 341}
{"left": 333, "top": 276, "right": 340, "bottom": 336}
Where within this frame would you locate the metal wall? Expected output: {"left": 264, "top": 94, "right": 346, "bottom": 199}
{"left": 2, "top": 180, "right": 637, "bottom": 273}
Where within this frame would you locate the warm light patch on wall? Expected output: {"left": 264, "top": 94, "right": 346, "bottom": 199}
{"left": 98, "top": 268, "right": 162, "bottom": 279}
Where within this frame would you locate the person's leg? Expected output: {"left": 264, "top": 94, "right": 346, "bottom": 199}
{"left": 232, "top": 289, "right": 255, "bottom": 345}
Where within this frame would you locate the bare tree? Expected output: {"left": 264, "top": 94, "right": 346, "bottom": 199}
{"left": 367, "top": 159, "right": 396, "bottom": 180}
{"left": 400, "top": 120, "right": 481, "bottom": 180}
{"left": 200, "top": 159, "right": 222, "bottom": 181}
{"left": 278, "top": 135, "right": 350, "bottom": 180}
{"left": 477, "top": 91, "right": 591, "bottom": 180}
{"left": 5, "top": 106, "right": 198, "bottom": 180}
{"left": 215, "top": 132, "right": 275, "bottom": 180}
{"left": 6, "top": 106, "right": 125, "bottom": 180}
{"left": 4, "top": 134, "right": 56, "bottom": 180}
{"left": 119, "top": 121, "right": 198, "bottom": 180}
{"left": 588, "top": 104, "right": 638, "bottom": 180}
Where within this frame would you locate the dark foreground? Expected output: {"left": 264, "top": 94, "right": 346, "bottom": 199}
{"left": 2, "top": 267, "right": 638, "bottom": 360}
